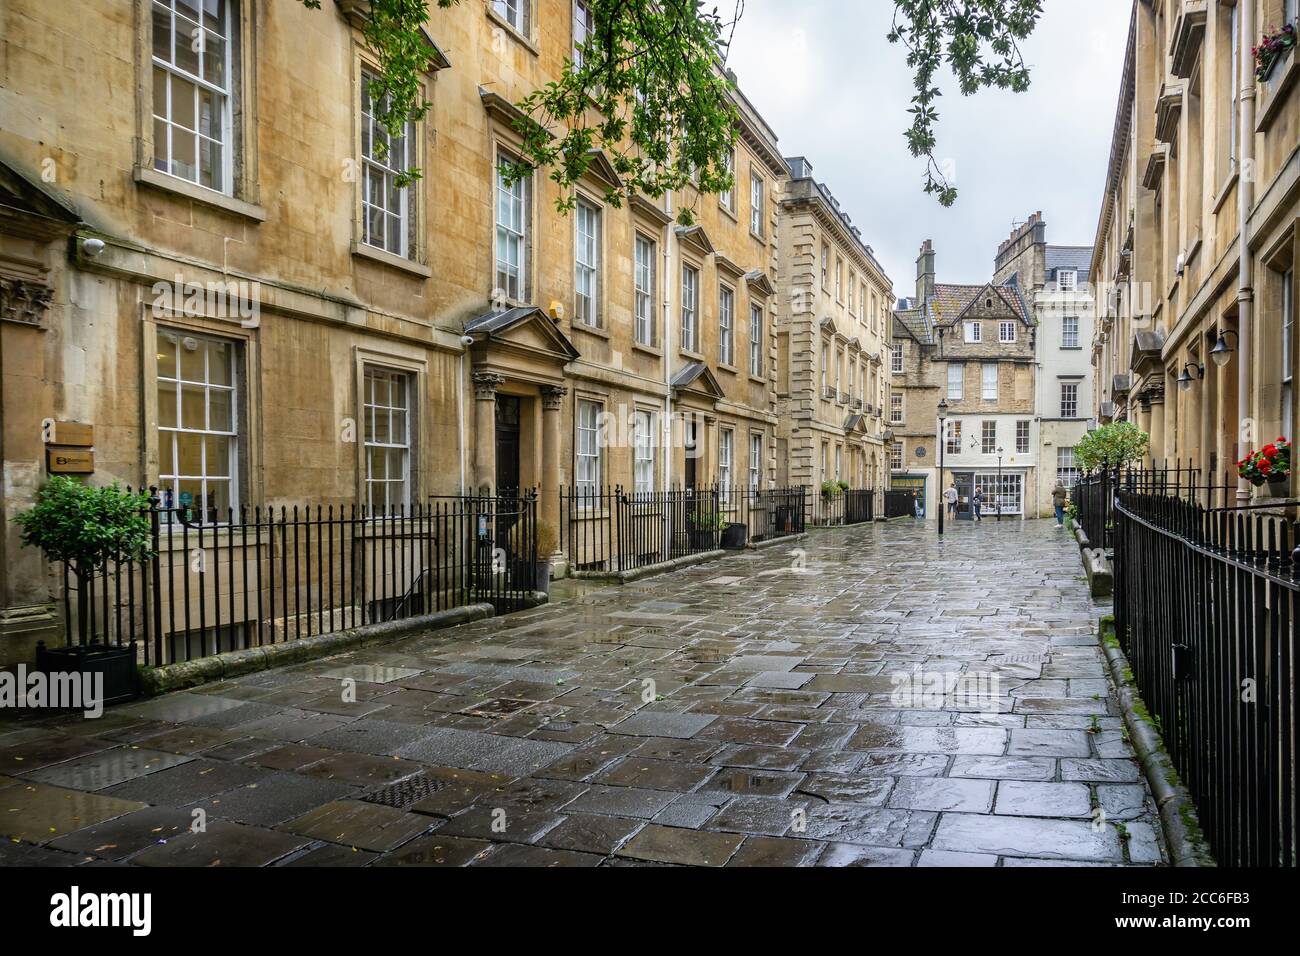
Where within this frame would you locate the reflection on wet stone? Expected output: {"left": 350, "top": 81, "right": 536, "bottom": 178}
{"left": 6, "top": 520, "right": 1165, "bottom": 867}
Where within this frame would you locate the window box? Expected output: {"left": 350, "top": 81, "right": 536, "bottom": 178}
{"left": 1254, "top": 23, "right": 1296, "bottom": 82}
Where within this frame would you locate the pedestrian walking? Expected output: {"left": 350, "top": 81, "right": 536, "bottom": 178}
{"left": 1052, "top": 482, "right": 1068, "bottom": 528}
{"left": 944, "top": 482, "right": 958, "bottom": 518}
{"left": 972, "top": 487, "right": 983, "bottom": 522}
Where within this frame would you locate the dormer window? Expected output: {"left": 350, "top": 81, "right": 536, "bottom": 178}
{"left": 1058, "top": 270, "right": 1078, "bottom": 291}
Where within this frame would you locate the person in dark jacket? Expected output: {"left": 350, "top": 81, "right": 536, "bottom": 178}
{"left": 1052, "top": 483, "right": 1068, "bottom": 528}
{"left": 972, "top": 487, "right": 983, "bottom": 522}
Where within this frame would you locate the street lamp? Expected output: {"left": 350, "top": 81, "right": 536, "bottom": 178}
{"left": 937, "top": 398, "right": 949, "bottom": 537}
{"left": 1177, "top": 362, "right": 1204, "bottom": 392}
{"left": 1209, "top": 329, "right": 1238, "bottom": 368}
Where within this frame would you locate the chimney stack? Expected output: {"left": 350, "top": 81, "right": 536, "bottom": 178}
{"left": 916, "top": 240, "right": 936, "bottom": 306}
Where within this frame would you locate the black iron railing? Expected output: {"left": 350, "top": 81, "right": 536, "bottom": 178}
{"left": 1113, "top": 487, "right": 1299, "bottom": 867}
{"left": 808, "top": 488, "right": 876, "bottom": 527}
{"left": 559, "top": 485, "right": 807, "bottom": 574}
{"left": 58, "top": 491, "right": 539, "bottom": 667}
{"left": 1073, "top": 464, "right": 1237, "bottom": 550}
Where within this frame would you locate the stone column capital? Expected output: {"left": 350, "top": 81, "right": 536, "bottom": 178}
{"left": 473, "top": 371, "right": 506, "bottom": 399}
{"left": 541, "top": 384, "right": 568, "bottom": 411}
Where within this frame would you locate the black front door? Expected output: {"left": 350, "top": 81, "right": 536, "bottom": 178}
{"left": 955, "top": 472, "right": 974, "bottom": 520}
{"left": 495, "top": 396, "right": 521, "bottom": 494}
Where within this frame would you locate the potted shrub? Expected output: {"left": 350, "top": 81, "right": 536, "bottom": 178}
{"left": 12, "top": 477, "right": 152, "bottom": 705}
{"left": 721, "top": 519, "right": 748, "bottom": 550}
{"left": 820, "top": 479, "right": 842, "bottom": 498}
{"left": 1238, "top": 438, "right": 1291, "bottom": 496}
{"left": 1075, "top": 420, "right": 1151, "bottom": 473}
{"left": 687, "top": 508, "right": 726, "bottom": 549}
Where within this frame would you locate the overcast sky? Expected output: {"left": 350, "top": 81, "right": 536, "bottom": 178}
{"left": 726, "top": 0, "right": 1132, "bottom": 296}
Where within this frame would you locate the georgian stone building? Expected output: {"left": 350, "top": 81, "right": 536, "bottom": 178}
{"left": 891, "top": 241, "right": 1038, "bottom": 517}
{"left": 0, "top": 0, "right": 838, "bottom": 664}
{"left": 1091, "top": 0, "right": 1299, "bottom": 491}
{"left": 994, "top": 213, "right": 1096, "bottom": 512}
{"left": 774, "top": 157, "right": 894, "bottom": 492}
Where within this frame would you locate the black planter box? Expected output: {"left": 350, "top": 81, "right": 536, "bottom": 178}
{"left": 689, "top": 529, "right": 717, "bottom": 551}
{"left": 34, "top": 642, "right": 139, "bottom": 707}
{"left": 721, "top": 522, "right": 748, "bottom": 550}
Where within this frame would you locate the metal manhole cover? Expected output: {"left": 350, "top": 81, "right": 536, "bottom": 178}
{"left": 361, "top": 773, "right": 448, "bottom": 810}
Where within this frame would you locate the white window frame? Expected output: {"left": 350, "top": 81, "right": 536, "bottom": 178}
{"left": 889, "top": 441, "right": 903, "bottom": 471}
{"left": 1283, "top": 268, "right": 1294, "bottom": 438}
{"left": 1062, "top": 315, "right": 1080, "bottom": 348}
{"left": 821, "top": 245, "right": 830, "bottom": 288}
{"left": 999, "top": 321, "right": 1016, "bottom": 343}
{"left": 574, "top": 197, "right": 601, "bottom": 327}
{"left": 947, "top": 362, "right": 964, "bottom": 400}
{"left": 749, "top": 433, "right": 762, "bottom": 490}
{"left": 151, "top": 0, "right": 234, "bottom": 194}
{"left": 890, "top": 393, "right": 904, "bottom": 424}
{"left": 945, "top": 420, "right": 962, "bottom": 456}
{"left": 964, "top": 321, "right": 982, "bottom": 343}
{"left": 633, "top": 409, "right": 655, "bottom": 496}
{"left": 572, "top": 0, "right": 592, "bottom": 67}
{"left": 1061, "top": 381, "right": 1080, "bottom": 418}
{"left": 981, "top": 420, "right": 997, "bottom": 455}
{"left": 982, "top": 362, "right": 998, "bottom": 400}
{"left": 891, "top": 344, "right": 904, "bottom": 374}
{"left": 719, "top": 148, "right": 735, "bottom": 212}
{"left": 1016, "top": 420, "right": 1030, "bottom": 455}
{"left": 1058, "top": 270, "right": 1078, "bottom": 291}
{"left": 363, "top": 365, "right": 413, "bottom": 513}
{"left": 494, "top": 0, "right": 531, "bottom": 37}
{"left": 1057, "top": 446, "right": 1080, "bottom": 489}
{"left": 719, "top": 285, "right": 735, "bottom": 366}
{"left": 749, "top": 172, "right": 765, "bottom": 237}
{"left": 681, "top": 264, "right": 699, "bottom": 352}
{"left": 157, "top": 327, "right": 240, "bottom": 521}
{"left": 576, "top": 399, "right": 603, "bottom": 496}
{"left": 749, "top": 303, "right": 763, "bottom": 376}
{"left": 634, "top": 233, "right": 656, "bottom": 346}
{"left": 719, "top": 428, "right": 734, "bottom": 491}
{"left": 495, "top": 150, "right": 530, "bottom": 302}
{"left": 360, "top": 70, "right": 414, "bottom": 258}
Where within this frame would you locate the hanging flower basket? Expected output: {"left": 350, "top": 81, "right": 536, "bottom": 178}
{"left": 1238, "top": 437, "right": 1292, "bottom": 488}
{"left": 1254, "top": 23, "right": 1297, "bottom": 82}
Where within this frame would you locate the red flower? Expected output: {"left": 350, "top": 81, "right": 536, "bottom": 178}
{"left": 1264, "top": 444, "right": 1278, "bottom": 459}
{"left": 1260, "top": 461, "right": 1273, "bottom": 474}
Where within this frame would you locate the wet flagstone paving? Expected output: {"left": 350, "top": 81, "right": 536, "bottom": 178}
{"left": 0, "top": 519, "right": 1166, "bottom": 867}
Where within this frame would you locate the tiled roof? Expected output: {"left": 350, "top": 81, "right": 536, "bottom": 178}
{"left": 893, "top": 308, "right": 932, "bottom": 345}
{"left": 928, "top": 282, "right": 1030, "bottom": 324}
{"left": 1045, "top": 245, "right": 1094, "bottom": 276}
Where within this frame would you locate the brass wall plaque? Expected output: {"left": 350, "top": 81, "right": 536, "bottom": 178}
{"left": 47, "top": 448, "right": 94, "bottom": 474}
